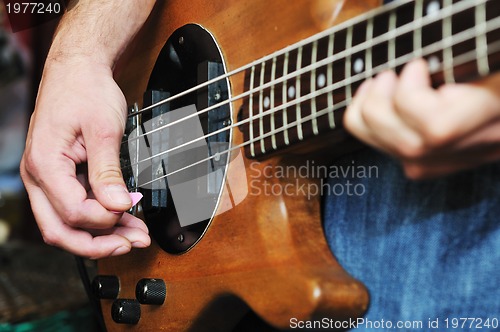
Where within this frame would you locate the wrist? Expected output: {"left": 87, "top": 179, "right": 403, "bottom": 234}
{"left": 46, "top": 47, "right": 114, "bottom": 72}
{"left": 42, "top": 54, "right": 114, "bottom": 82}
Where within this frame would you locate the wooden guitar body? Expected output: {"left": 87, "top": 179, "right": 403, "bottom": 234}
{"left": 99, "top": 1, "right": 380, "bottom": 330}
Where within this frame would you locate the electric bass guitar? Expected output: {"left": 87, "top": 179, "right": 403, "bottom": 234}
{"left": 94, "top": 0, "right": 500, "bottom": 330}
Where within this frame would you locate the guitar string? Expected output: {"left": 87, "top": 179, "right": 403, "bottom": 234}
{"left": 127, "top": 0, "right": 415, "bottom": 118}
{"left": 136, "top": 43, "right": 500, "bottom": 189}
{"left": 133, "top": 39, "right": 500, "bottom": 189}
{"left": 129, "top": 21, "right": 500, "bottom": 183}
{"left": 122, "top": 0, "right": 480, "bottom": 145}
{"left": 121, "top": 0, "right": 483, "bottom": 146}
{"left": 128, "top": 0, "right": 482, "bottom": 119}
{"left": 124, "top": 16, "right": 500, "bottom": 173}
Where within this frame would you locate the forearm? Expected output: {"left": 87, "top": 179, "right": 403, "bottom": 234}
{"left": 47, "top": 0, "right": 156, "bottom": 68}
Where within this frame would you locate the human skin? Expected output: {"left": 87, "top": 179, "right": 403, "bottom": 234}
{"left": 20, "top": 0, "right": 155, "bottom": 259}
{"left": 345, "top": 59, "right": 500, "bottom": 180}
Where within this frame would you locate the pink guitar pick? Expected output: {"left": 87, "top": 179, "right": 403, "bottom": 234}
{"left": 112, "top": 192, "right": 143, "bottom": 214}
{"left": 129, "top": 192, "right": 143, "bottom": 206}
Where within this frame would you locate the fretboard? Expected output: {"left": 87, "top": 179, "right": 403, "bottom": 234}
{"left": 239, "top": 0, "right": 500, "bottom": 160}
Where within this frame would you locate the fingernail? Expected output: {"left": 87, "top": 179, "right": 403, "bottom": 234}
{"left": 374, "top": 71, "right": 397, "bottom": 95}
{"left": 111, "top": 192, "right": 143, "bottom": 214}
{"left": 132, "top": 241, "right": 149, "bottom": 248}
{"left": 355, "top": 79, "right": 373, "bottom": 97}
{"left": 105, "top": 185, "right": 132, "bottom": 205}
{"left": 111, "top": 246, "right": 130, "bottom": 256}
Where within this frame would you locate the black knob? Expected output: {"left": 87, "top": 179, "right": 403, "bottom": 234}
{"left": 135, "top": 278, "right": 166, "bottom": 305}
{"left": 111, "top": 299, "right": 141, "bottom": 324}
{"left": 92, "top": 275, "right": 120, "bottom": 299}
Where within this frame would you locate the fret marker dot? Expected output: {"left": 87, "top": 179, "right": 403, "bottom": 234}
{"left": 426, "top": 1, "right": 440, "bottom": 17}
{"left": 263, "top": 96, "right": 270, "bottom": 108}
{"left": 288, "top": 86, "right": 296, "bottom": 99}
{"left": 317, "top": 73, "right": 326, "bottom": 88}
{"left": 427, "top": 56, "right": 440, "bottom": 73}
{"left": 353, "top": 58, "right": 364, "bottom": 74}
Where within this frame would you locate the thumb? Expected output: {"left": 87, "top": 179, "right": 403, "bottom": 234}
{"left": 85, "top": 124, "right": 132, "bottom": 212}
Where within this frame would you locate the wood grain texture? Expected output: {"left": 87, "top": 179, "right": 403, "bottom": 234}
{"left": 100, "top": 1, "right": 381, "bottom": 330}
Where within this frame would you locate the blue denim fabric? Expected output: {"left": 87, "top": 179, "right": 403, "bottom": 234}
{"left": 323, "top": 148, "right": 500, "bottom": 331}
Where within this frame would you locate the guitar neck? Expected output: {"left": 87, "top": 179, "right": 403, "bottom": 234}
{"left": 239, "top": 0, "right": 500, "bottom": 160}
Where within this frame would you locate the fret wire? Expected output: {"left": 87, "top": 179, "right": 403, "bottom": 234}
{"left": 259, "top": 39, "right": 491, "bottom": 145}
{"left": 475, "top": 0, "right": 490, "bottom": 76}
{"left": 345, "top": 26, "right": 353, "bottom": 101}
{"left": 413, "top": 0, "right": 424, "bottom": 58}
{"left": 327, "top": 34, "right": 335, "bottom": 129}
{"left": 388, "top": 10, "right": 397, "bottom": 69}
{"left": 270, "top": 57, "right": 278, "bottom": 150}
{"left": 443, "top": 0, "right": 456, "bottom": 83}
{"left": 426, "top": 40, "right": 500, "bottom": 79}
{"left": 136, "top": 37, "right": 500, "bottom": 186}
{"left": 249, "top": 66, "right": 256, "bottom": 157}
{"left": 282, "top": 52, "right": 290, "bottom": 145}
{"left": 366, "top": 17, "right": 374, "bottom": 79}
{"left": 296, "top": 47, "right": 304, "bottom": 140}
{"left": 311, "top": 40, "right": 319, "bottom": 135}
{"left": 258, "top": 62, "right": 267, "bottom": 154}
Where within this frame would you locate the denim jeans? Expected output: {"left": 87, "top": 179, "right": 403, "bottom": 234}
{"left": 323, "top": 148, "right": 500, "bottom": 331}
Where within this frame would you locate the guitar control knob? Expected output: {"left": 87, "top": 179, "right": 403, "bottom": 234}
{"left": 92, "top": 275, "right": 120, "bottom": 299}
{"left": 111, "top": 299, "right": 141, "bottom": 324}
{"left": 135, "top": 278, "right": 166, "bottom": 305}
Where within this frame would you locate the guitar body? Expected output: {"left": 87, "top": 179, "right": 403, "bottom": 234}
{"left": 99, "top": 1, "right": 381, "bottom": 330}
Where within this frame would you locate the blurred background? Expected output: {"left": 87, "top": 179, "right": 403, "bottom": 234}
{"left": 0, "top": 3, "right": 99, "bottom": 331}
